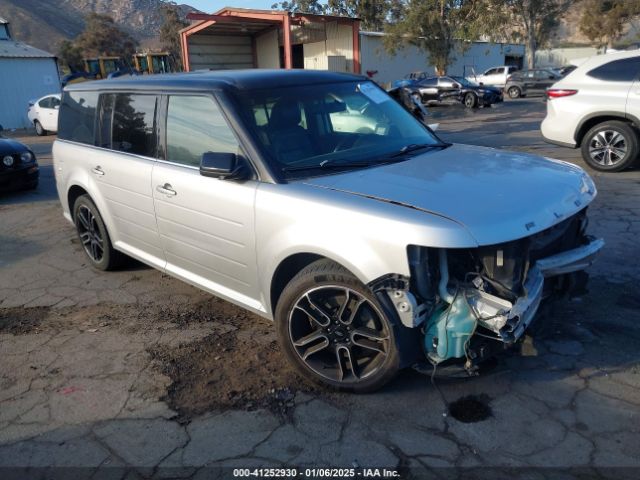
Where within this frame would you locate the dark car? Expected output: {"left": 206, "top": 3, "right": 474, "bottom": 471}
{"left": 0, "top": 125, "right": 39, "bottom": 192}
{"left": 504, "top": 68, "right": 561, "bottom": 99}
{"left": 408, "top": 75, "right": 503, "bottom": 108}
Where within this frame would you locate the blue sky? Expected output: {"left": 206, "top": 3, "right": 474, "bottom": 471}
{"left": 186, "top": 0, "right": 276, "bottom": 12}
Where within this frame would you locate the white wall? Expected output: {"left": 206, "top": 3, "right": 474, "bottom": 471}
{"left": 360, "top": 34, "right": 525, "bottom": 85}
{"left": 535, "top": 47, "right": 600, "bottom": 68}
{"left": 188, "top": 35, "right": 253, "bottom": 70}
{"left": 303, "top": 22, "right": 354, "bottom": 73}
{"left": 0, "top": 57, "right": 60, "bottom": 129}
{"left": 256, "top": 29, "right": 279, "bottom": 69}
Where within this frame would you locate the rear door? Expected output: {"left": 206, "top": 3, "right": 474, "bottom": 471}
{"left": 151, "top": 93, "right": 261, "bottom": 310}
{"left": 89, "top": 92, "right": 166, "bottom": 268}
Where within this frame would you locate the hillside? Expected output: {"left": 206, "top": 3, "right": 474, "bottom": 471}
{"left": 0, "top": 0, "right": 198, "bottom": 54}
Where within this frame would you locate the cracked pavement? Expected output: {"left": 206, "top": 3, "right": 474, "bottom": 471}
{"left": 1, "top": 98, "right": 639, "bottom": 478}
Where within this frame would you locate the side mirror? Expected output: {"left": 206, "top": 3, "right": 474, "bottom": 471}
{"left": 548, "top": 76, "right": 555, "bottom": 80}
{"left": 200, "top": 152, "right": 248, "bottom": 180}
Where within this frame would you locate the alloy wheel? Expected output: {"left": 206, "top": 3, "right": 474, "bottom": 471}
{"left": 288, "top": 286, "right": 390, "bottom": 384}
{"left": 588, "top": 130, "right": 628, "bottom": 167}
{"left": 76, "top": 205, "right": 104, "bottom": 262}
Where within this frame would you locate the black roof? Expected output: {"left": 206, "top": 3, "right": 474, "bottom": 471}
{"left": 65, "top": 69, "right": 366, "bottom": 92}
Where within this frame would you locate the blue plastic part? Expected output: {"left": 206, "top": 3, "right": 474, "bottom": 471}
{"left": 424, "top": 293, "right": 477, "bottom": 364}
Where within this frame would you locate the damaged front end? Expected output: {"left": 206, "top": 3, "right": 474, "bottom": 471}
{"left": 383, "top": 209, "right": 604, "bottom": 372}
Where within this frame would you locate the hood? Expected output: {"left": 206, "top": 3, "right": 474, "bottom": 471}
{"left": 0, "top": 138, "right": 30, "bottom": 156}
{"left": 302, "top": 144, "right": 596, "bottom": 246}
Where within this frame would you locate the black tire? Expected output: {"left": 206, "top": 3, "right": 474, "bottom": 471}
{"left": 275, "top": 259, "right": 401, "bottom": 392}
{"left": 581, "top": 120, "right": 639, "bottom": 172}
{"left": 34, "top": 120, "right": 46, "bottom": 136}
{"left": 507, "top": 86, "right": 521, "bottom": 99}
{"left": 464, "top": 92, "right": 478, "bottom": 108}
{"left": 72, "top": 194, "right": 125, "bottom": 271}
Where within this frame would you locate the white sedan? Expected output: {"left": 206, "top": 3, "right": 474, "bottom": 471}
{"left": 27, "top": 93, "right": 61, "bottom": 136}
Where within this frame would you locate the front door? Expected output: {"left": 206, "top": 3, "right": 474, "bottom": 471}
{"left": 151, "top": 94, "right": 262, "bottom": 312}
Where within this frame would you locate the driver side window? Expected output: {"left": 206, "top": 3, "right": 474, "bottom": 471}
{"left": 166, "top": 95, "right": 239, "bottom": 168}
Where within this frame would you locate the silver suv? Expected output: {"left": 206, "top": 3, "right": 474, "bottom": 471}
{"left": 54, "top": 70, "right": 603, "bottom": 391}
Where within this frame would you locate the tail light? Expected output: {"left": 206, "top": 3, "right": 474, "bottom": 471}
{"left": 547, "top": 89, "right": 578, "bottom": 99}
{"left": 506, "top": 75, "right": 513, "bottom": 81}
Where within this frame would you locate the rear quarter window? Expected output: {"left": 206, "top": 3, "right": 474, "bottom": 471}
{"left": 58, "top": 91, "right": 99, "bottom": 145}
{"left": 587, "top": 57, "right": 640, "bottom": 82}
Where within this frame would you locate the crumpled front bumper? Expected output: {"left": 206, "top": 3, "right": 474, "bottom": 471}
{"left": 467, "top": 236, "right": 604, "bottom": 343}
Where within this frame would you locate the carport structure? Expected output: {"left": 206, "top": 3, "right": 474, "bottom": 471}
{"left": 181, "top": 7, "right": 361, "bottom": 74}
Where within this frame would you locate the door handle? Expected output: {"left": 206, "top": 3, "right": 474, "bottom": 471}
{"left": 91, "top": 166, "right": 105, "bottom": 176}
{"left": 156, "top": 183, "right": 177, "bottom": 196}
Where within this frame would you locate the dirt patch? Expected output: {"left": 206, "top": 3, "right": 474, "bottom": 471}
{"left": 148, "top": 298, "right": 317, "bottom": 420}
{"left": 448, "top": 394, "right": 492, "bottom": 423}
{"left": 0, "top": 307, "right": 50, "bottom": 334}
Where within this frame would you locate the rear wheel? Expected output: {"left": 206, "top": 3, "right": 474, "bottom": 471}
{"left": 581, "top": 120, "right": 639, "bottom": 172}
{"left": 507, "top": 86, "right": 521, "bottom": 99}
{"left": 73, "top": 194, "right": 125, "bottom": 270}
{"left": 464, "top": 93, "right": 478, "bottom": 108}
{"left": 34, "top": 120, "right": 46, "bottom": 136}
{"left": 275, "top": 259, "right": 401, "bottom": 392}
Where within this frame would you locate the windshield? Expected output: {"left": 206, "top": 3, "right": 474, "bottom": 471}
{"left": 233, "top": 81, "right": 441, "bottom": 178}
{"left": 452, "top": 76, "right": 478, "bottom": 88}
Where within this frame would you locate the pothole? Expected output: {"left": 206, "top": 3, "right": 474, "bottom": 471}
{"left": 448, "top": 394, "right": 492, "bottom": 423}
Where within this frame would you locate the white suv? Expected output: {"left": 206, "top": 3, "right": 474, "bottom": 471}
{"left": 541, "top": 50, "right": 640, "bottom": 172}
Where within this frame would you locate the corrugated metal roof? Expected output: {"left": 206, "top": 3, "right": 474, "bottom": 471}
{"left": 0, "top": 40, "right": 55, "bottom": 59}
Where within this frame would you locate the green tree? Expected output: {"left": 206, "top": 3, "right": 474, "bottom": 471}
{"left": 326, "top": 0, "right": 389, "bottom": 31}
{"left": 486, "top": 0, "right": 571, "bottom": 68}
{"left": 270, "top": 0, "right": 327, "bottom": 14}
{"left": 579, "top": 0, "right": 639, "bottom": 50}
{"left": 75, "top": 13, "right": 138, "bottom": 58}
{"left": 383, "top": 0, "right": 486, "bottom": 75}
{"left": 160, "top": 1, "right": 189, "bottom": 70}
{"left": 58, "top": 39, "right": 84, "bottom": 72}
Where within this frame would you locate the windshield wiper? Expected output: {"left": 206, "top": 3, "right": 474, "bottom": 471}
{"left": 282, "top": 161, "right": 377, "bottom": 173}
{"left": 389, "top": 142, "right": 451, "bottom": 158}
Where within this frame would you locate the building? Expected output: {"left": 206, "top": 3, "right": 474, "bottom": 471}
{"left": 0, "top": 17, "right": 60, "bottom": 129}
{"left": 360, "top": 32, "right": 525, "bottom": 85}
{"left": 181, "top": 8, "right": 361, "bottom": 73}
{"left": 179, "top": 7, "right": 525, "bottom": 85}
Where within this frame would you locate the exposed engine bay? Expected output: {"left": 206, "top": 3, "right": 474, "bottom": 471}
{"left": 383, "top": 208, "right": 604, "bottom": 372}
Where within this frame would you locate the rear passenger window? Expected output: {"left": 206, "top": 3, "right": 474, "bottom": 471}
{"left": 165, "top": 96, "right": 239, "bottom": 167}
{"left": 587, "top": 58, "right": 640, "bottom": 82}
{"left": 58, "top": 91, "right": 99, "bottom": 145}
{"left": 111, "top": 94, "right": 157, "bottom": 157}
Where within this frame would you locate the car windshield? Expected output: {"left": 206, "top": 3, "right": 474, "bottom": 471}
{"left": 233, "top": 81, "right": 442, "bottom": 178}
{"left": 452, "top": 76, "right": 478, "bottom": 87}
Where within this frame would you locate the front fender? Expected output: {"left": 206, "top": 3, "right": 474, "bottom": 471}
{"left": 255, "top": 182, "right": 478, "bottom": 314}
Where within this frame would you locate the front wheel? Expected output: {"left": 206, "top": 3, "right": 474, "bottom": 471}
{"left": 464, "top": 93, "right": 478, "bottom": 108}
{"left": 581, "top": 120, "right": 639, "bottom": 172}
{"left": 275, "top": 259, "right": 401, "bottom": 392}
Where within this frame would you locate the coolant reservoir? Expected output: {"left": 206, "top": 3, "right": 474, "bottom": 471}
{"left": 424, "top": 294, "right": 477, "bottom": 364}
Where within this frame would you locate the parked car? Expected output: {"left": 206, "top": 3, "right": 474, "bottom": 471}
{"left": 27, "top": 93, "right": 61, "bottom": 136}
{"left": 409, "top": 75, "right": 503, "bottom": 108}
{"left": 467, "top": 65, "right": 520, "bottom": 88}
{"left": 541, "top": 50, "right": 640, "bottom": 172}
{"left": 504, "top": 68, "right": 561, "bottom": 99}
{"left": 0, "top": 125, "right": 39, "bottom": 192}
{"left": 53, "top": 70, "right": 603, "bottom": 391}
